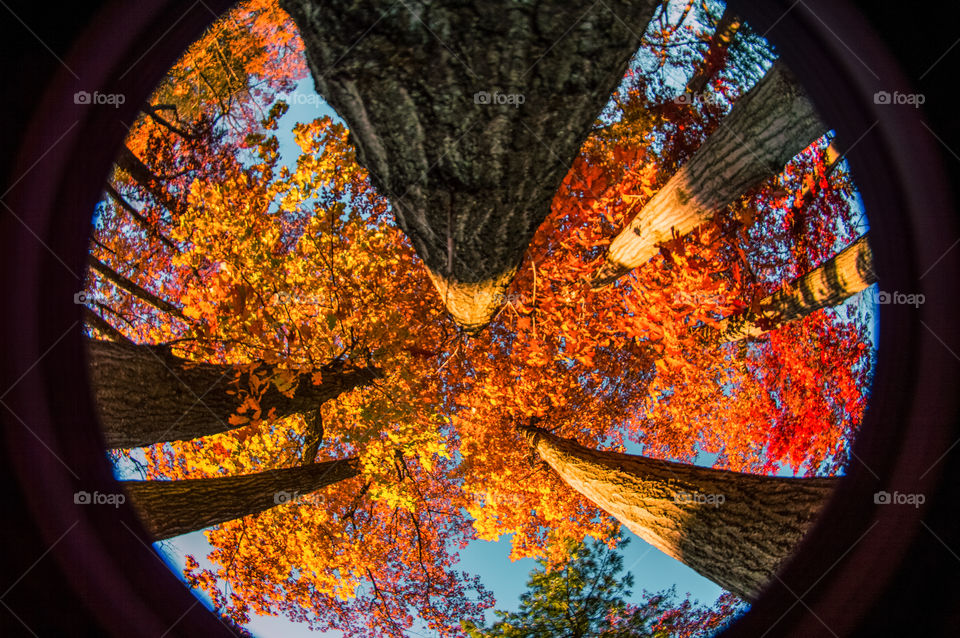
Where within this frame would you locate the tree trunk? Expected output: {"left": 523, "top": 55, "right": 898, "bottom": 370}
{"left": 87, "top": 339, "right": 382, "bottom": 448}
{"left": 281, "top": 0, "right": 662, "bottom": 330}
{"left": 696, "top": 233, "right": 875, "bottom": 346}
{"left": 123, "top": 458, "right": 360, "bottom": 540}
{"left": 519, "top": 425, "right": 837, "bottom": 601}
{"left": 683, "top": 5, "right": 741, "bottom": 96}
{"left": 592, "top": 60, "right": 827, "bottom": 287}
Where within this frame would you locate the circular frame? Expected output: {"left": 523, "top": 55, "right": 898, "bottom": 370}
{"left": 1, "top": 0, "right": 958, "bottom": 635}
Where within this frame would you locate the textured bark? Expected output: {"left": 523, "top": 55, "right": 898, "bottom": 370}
{"left": 683, "top": 4, "right": 741, "bottom": 96}
{"left": 281, "top": 0, "right": 662, "bottom": 330}
{"left": 424, "top": 266, "right": 518, "bottom": 331}
{"left": 697, "top": 233, "right": 875, "bottom": 346}
{"left": 87, "top": 339, "right": 382, "bottom": 448}
{"left": 520, "top": 425, "right": 837, "bottom": 601}
{"left": 593, "top": 60, "right": 828, "bottom": 287}
{"left": 123, "top": 458, "right": 360, "bottom": 540}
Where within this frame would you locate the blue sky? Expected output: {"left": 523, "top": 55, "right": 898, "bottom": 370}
{"left": 116, "top": 76, "right": 732, "bottom": 636}
{"left": 152, "top": 522, "right": 727, "bottom": 637}
{"left": 126, "top": 50, "right": 875, "bottom": 632}
{"left": 110, "top": 0, "right": 877, "bottom": 629}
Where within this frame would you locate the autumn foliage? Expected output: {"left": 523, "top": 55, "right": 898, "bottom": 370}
{"left": 88, "top": 0, "right": 874, "bottom": 634}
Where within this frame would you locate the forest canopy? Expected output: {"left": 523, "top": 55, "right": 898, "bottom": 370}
{"left": 83, "top": 0, "right": 875, "bottom": 635}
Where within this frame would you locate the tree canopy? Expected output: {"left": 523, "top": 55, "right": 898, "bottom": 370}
{"left": 463, "top": 531, "right": 745, "bottom": 638}
{"left": 84, "top": 0, "right": 876, "bottom": 635}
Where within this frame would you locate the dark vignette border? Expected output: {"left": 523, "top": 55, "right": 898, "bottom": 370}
{"left": 1, "top": 0, "right": 958, "bottom": 635}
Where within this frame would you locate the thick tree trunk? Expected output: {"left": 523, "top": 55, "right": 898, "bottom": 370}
{"left": 592, "top": 61, "right": 828, "bottom": 287}
{"left": 696, "top": 233, "right": 875, "bottom": 346}
{"left": 683, "top": 5, "right": 741, "bottom": 96}
{"left": 281, "top": 0, "right": 662, "bottom": 330}
{"left": 519, "top": 425, "right": 837, "bottom": 601}
{"left": 87, "top": 339, "right": 382, "bottom": 448}
{"left": 123, "top": 458, "right": 360, "bottom": 540}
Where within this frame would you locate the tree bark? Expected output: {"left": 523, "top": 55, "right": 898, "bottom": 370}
{"left": 123, "top": 458, "right": 360, "bottom": 540}
{"left": 281, "top": 0, "right": 662, "bottom": 330}
{"left": 696, "top": 233, "right": 875, "bottom": 346}
{"left": 519, "top": 425, "right": 837, "bottom": 601}
{"left": 683, "top": 4, "right": 741, "bottom": 96}
{"left": 592, "top": 60, "right": 828, "bottom": 288}
{"left": 87, "top": 339, "right": 382, "bottom": 448}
